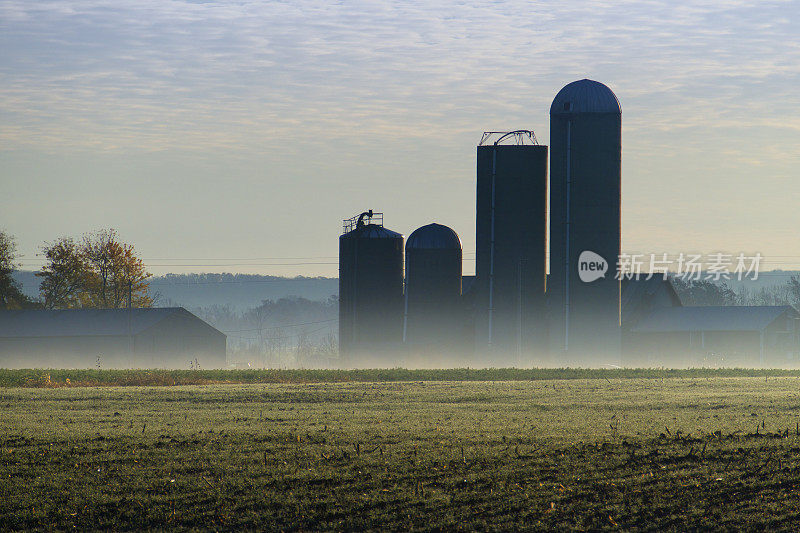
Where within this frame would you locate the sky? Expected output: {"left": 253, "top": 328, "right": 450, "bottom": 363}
{"left": 2, "top": 0, "right": 799, "bottom": 278}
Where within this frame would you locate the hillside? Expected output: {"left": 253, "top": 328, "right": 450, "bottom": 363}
{"left": 12, "top": 271, "right": 338, "bottom": 311}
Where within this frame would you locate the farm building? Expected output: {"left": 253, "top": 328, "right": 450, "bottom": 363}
{"left": 621, "top": 277, "right": 683, "bottom": 365}
{"left": 626, "top": 303, "right": 800, "bottom": 367}
{"left": 621, "top": 279, "right": 800, "bottom": 367}
{"left": 0, "top": 307, "right": 226, "bottom": 369}
{"left": 621, "top": 277, "right": 683, "bottom": 328}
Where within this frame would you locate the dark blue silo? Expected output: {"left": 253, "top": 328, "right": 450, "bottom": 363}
{"left": 548, "top": 79, "right": 622, "bottom": 365}
{"left": 339, "top": 211, "right": 404, "bottom": 364}
{"left": 403, "top": 223, "right": 462, "bottom": 349}
{"left": 475, "top": 131, "right": 548, "bottom": 365}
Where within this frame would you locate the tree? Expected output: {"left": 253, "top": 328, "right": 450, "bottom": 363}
{"left": 0, "top": 230, "right": 36, "bottom": 309}
{"left": 785, "top": 276, "right": 800, "bottom": 308}
{"left": 37, "top": 237, "right": 87, "bottom": 309}
{"left": 670, "top": 277, "right": 737, "bottom": 306}
{"left": 81, "top": 229, "right": 152, "bottom": 308}
{"left": 38, "top": 229, "right": 153, "bottom": 309}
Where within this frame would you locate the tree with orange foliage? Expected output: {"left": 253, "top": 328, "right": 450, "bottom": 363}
{"left": 38, "top": 229, "right": 152, "bottom": 309}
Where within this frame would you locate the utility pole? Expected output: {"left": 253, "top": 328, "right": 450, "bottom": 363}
{"left": 127, "top": 280, "right": 133, "bottom": 367}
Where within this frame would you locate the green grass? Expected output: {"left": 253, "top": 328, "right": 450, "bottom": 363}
{"left": 5, "top": 367, "right": 800, "bottom": 388}
{"left": 4, "top": 377, "right": 800, "bottom": 530}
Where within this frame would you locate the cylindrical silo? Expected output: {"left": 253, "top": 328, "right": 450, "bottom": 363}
{"left": 548, "top": 79, "right": 622, "bottom": 365}
{"left": 475, "top": 132, "right": 548, "bottom": 366}
{"left": 404, "top": 223, "right": 462, "bottom": 349}
{"left": 339, "top": 211, "right": 404, "bottom": 364}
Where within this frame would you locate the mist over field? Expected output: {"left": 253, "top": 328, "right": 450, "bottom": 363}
{"left": 7, "top": 269, "right": 800, "bottom": 370}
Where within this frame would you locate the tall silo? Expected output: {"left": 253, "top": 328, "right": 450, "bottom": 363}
{"left": 403, "top": 223, "right": 462, "bottom": 350}
{"left": 475, "top": 131, "right": 548, "bottom": 365}
{"left": 548, "top": 79, "right": 622, "bottom": 365}
{"left": 339, "top": 211, "right": 404, "bottom": 364}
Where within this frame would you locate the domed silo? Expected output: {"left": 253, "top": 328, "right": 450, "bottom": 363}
{"left": 403, "top": 223, "right": 462, "bottom": 349}
{"left": 548, "top": 79, "right": 622, "bottom": 365}
{"left": 338, "top": 211, "right": 404, "bottom": 364}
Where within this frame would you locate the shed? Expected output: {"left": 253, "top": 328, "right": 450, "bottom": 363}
{"left": 0, "top": 307, "right": 227, "bottom": 369}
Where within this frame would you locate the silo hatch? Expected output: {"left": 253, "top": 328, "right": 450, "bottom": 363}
{"left": 479, "top": 130, "right": 539, "bottom": 146}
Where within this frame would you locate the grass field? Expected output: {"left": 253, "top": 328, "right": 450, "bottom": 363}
{"left": 4, "top": 376, "right": 800, "bottom": 530}
{"left": 5, "top": 367, "right": 800, "bottom": 388}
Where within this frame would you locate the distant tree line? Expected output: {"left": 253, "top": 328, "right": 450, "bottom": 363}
{"left": 155, "top": 272, "right": 334, "bottom": 284}
{"left": 732, "top": 277, "right": 800, "bottom": 307}
{"left": 191, "top": 296, "right": 338, "bottom": 368}
{"left": 0, "top": 228, "right": 151, "bottom": 310}
{"left": 148, "top": 273, "right": 338, "bottom": 312}
{"left": 669, "top": 278, "right": 738, "bottom": 306}
{"left": 670, "top": 276, "right": 800, "bottom": 308}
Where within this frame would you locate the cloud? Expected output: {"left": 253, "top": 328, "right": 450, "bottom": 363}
{"left": 0, "top": 0, "right": 796, "bottom": 153}
{"left": 2, "top": 0, "right": 800, "bottom": 275}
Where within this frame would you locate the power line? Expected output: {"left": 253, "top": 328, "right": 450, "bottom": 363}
{"left": 148, "top": 278, "right": 338, "bottom": 286}
{"left": 18, "top": 260, "right": 339, "bottom": 267}
{"left": 17, "top": 254, "right": 340, "bottom": 261}
{"left": 17, "top": 252, "right": 478, "bottom": 263}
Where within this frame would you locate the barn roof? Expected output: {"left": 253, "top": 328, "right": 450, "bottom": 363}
{"left": 0, "top": 308, "right": 224, "bottom": 338}
{"left": 632, "top": 306, "right": 797, "bottom": 333}
{"left": 621, "top": 277, "right": 681, "bottom": 326}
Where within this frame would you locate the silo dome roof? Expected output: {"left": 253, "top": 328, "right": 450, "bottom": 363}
{"left": 406, "top": 223, "right": 461, "bottom": 250}
{"left": 550, "top": 79, "right": 621, "bottom": 115}
{"left": 344, "top": 223, "right": 402, "bottom": 239}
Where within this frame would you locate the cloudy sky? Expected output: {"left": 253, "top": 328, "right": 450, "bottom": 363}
{"left": 2, "top": 0, "right": 799, "bottom": 277}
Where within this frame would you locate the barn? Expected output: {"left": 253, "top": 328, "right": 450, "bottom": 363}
{"left": 621, "top": 279, "right": 800, "bottom": 367}
{"left": 0, "top": 307, "right": 227, "bottom": 369}
{"left": 628, "top": 305, "right": 800, "bottom": 367}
